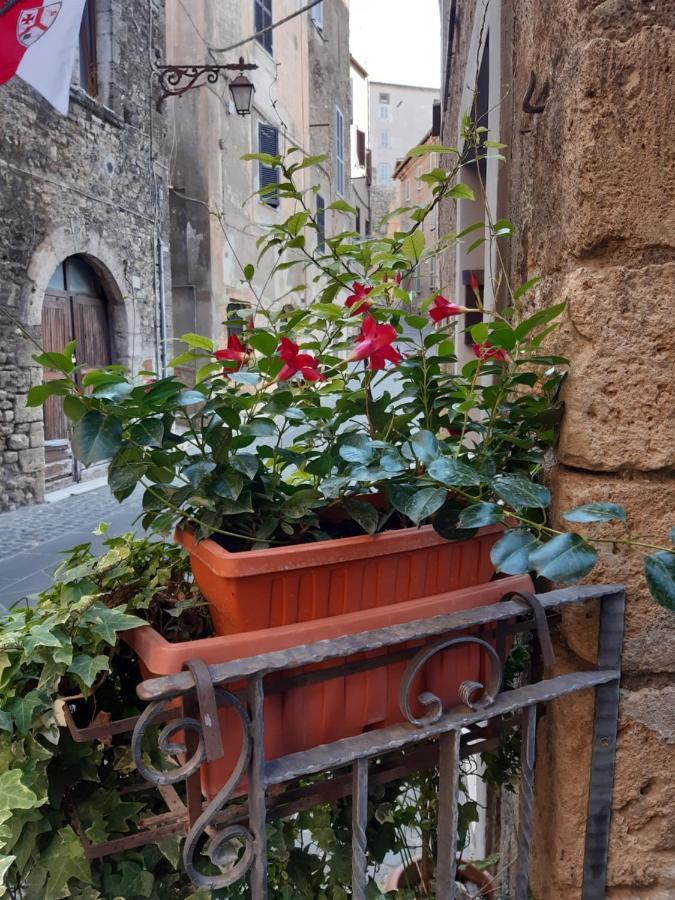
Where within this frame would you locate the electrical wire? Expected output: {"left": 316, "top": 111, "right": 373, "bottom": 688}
{"left": 210, "top": 0, "right": 324, "bottom": 54}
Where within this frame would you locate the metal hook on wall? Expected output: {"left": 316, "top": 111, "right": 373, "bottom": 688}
{"left": 522, "top": 71, "right": 549, "bottom": 114}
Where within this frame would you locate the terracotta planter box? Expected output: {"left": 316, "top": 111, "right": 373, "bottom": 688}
{"left": 177, "top": 524, "right": 506, "bottom": 636}
{"left": 123, "top": 573, "right": 533, "bottom": 799}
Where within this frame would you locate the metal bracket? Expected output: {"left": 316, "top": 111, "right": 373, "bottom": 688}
{"left": 501, "top": 589, "right": 556, "bottom": 667}
{"left": 184, "top": 658, "right": 224, "bottom": 763}
{"left": 157, "top": 60, "right": 258, "bottom": 102}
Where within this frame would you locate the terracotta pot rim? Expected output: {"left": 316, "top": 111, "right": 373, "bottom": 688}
{"left": 176, "top": 522, "right": 505, "bottom": 579}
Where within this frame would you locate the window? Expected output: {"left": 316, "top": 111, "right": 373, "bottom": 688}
{"left": 335, "top": 106, "right": 345, "bottom": 196}
{"left": 404, "top": 178, "right": 411, "bottom": 201}
{"left": 378, "top": 92, "right": 390, "bottom": 120}
{"left": 227, "top": 302, "right": 249, "bottom": 338}
{"left": 355, "top": 207, "right": 361, "bottom": 235}
{"left": 316, "top": 195, "right": 326, "bottom": 252}
{"left": 310, "top": 0, "right": 323, "bottom": 29}
{"left": 378, "top": 92, "right": 390, "bottom": 104}
{"left": 79, "top": 0, "right": 98, "bottom": 97}
{"left": 258, "top": 122, "right": 279, "bottom": 207}
{"left": 254, "top": 0, "right": 273, "bottom": 55}
{"left": 379, "top": 130, "right": 390, "bottom": 149}
{"left": 378, "top": 162, "right": 390, "bottom": 183}
{"left": 416, "top": 165, "right": 422, "bottom": 189}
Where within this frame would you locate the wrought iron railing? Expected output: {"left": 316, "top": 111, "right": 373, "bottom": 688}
{"left": 69, "top": 583, "right": 625, "bottom": 898}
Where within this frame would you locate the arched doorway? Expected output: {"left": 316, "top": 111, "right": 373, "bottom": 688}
{"left": 42, "top": 255, "right": 112, "bottom": 488}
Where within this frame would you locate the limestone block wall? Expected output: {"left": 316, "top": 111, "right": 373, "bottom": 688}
{"left": 440, "top": 0, "right": 675, "bottom": 896}
{"left": 0, "top": 0, "right": 169, "bottom": 510}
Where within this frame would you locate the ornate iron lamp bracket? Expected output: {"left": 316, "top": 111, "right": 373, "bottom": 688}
{"left": 157, "top": 59, "right": 258, "bottom": 102}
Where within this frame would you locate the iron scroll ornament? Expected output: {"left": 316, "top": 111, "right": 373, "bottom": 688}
{"left": 130, "top": 686, "right": 256, "bottom": 890}
{"left": 157, "top": 61, "right": 258, "bottom": 102}
{"left": 398, "top": 635, "right": 504, "bottom": 727}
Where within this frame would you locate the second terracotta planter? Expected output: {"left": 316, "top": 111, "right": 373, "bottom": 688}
{"left": 124, "top": 572, "right": 533, "bottom": 799}
{"left": 177, "top": 523, "right": 505, "bottom": 636}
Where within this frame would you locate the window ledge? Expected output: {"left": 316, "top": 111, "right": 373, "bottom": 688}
{"left": 69, "top": 86, "right": 123, "bottom": 128}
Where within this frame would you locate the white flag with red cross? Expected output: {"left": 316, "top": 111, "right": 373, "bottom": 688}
{"left": 0, "top": 0, "right": 87, "bottom": 114}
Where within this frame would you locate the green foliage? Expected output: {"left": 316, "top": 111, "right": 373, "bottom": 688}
{"left": 0, "top": 535, "right": 206, "bottom": 899}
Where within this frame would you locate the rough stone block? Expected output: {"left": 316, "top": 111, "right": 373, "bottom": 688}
{"left": 7, "top": 434, "right": 29, "bottom": 451}
{"left": 551, "top": 263, "right": 675, "bottom": 472}
{"left": 14, "top": 397, "right": 42, "bottom": 424}
{"left": 18, "top": 448, "right": 43, "bottom": 472}
{"left": 550, "top": 467, "right": 675, "bottom": 674}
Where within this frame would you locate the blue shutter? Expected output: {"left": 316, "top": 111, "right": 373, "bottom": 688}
{"left": 254, "top": 0, "right": 273, "bottom": 54}
{"left": 316, "top": 195, "right": 325, "bottom": 251}
{"left": 258, "top": 123, "right": 280, "bottom": 207}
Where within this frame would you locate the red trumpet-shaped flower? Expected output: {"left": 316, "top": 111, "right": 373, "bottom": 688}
{"left": 345, "top": 282, "right": 373, "bottom": 315}
{"left": 429, "top": 295, "right": 464, "bottom": 323}
{"left": 349, "top": 315, "right": 402, "bottom": 371}
{"left": 215, "top": 334, "right": 249, "bottom": 371}
{"left": 277, "top": 337, "right": 326, "bottom": 382}
{"left": 472, "top": 342, "right": 510, "bottom": 364}
{"left": 469, "top": 271, "right": 480, "bottom": 293}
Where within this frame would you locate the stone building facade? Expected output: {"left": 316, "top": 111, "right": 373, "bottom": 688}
{"left": 438, "top": 1, "right": 675, "bottom": 897}
{"left": 0, "top": 0, "right": 169, "bottom": 509}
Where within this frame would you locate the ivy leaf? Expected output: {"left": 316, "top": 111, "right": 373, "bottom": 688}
{"left": 343, "top": 498, "right": 379, "bottom": 535}
{"left": 490, "top": 530, "right": 540, "bottom": 575}
{"left": 102, "top": 860, "right": 153, "bottom": 899}
{"left": 410, "top": 430, "right": 440, "bottom": 464}
{"left": 458, "top": 503, "right": 503, "bottom": 529}
{"left": 7, "top": 691, "right": 48, "bottom": 736}
{"left": 404, "top": 487, "right": 447, "bottom": 525}
{"left": 0, "top": 711, "right": 12, "bottom": 733}
{"left": 644, "top": 551, "right": 675, "bottom": 611}
{"left": 492, "top": 474, "right": 550, "bottom": 509}
{"left": 68, "top": 655, "right": 110, "bottom": 689}
{"left": 428, "top": 457, "right": 483, "bottom": 487}
{"left": 79, "top": 606, "right": 144, "bottom": 645}
{"left": 562, "top": 503, "right": 627, "bottom": 524}
{"left": 529, "top": 533, "right": 597, "bottom": 583}
{"left": 157, "top": 836, "right": 183, "bottom": 869}
{"left": 71, "top": 411, "right": 122, "bottom": 466}
{"left": 42, "top": 827, "right": 92, "bottom": 900}
{"left": 0, "top": 856, "right": 16, "bottom": 888}
{"left": 23, "top": 624, "right": 66, "bottom": 656}
{"left": 0, "top": 770, "right": 39, "bottom": 813}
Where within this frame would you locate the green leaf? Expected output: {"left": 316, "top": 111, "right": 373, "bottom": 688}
{"left": 0, "top": 770, "right": 39, "bottom": 813}
{"left": 428, "top": 457, "right": 483, "bottom": 487}
{"left": 92, "top": 381, "right": 134, "bottom": 401}
{"left": 22, "top": 623, "right": 66, "bottom": 655}
{"left": 401, "top": 230, "right": 425, "bottom": 262}
{"left": 248, "top": 331, "right": 278, "bottom": 356}
{"left": 515, "top": 300, "right": 566, "bottom": 338}
{"left": 490, "top": 530, "right": 539, "bottom": 575}
{"left": 432, "top": 499, "right": 478, "bottom": 541}
{"left": 343, "top": 498, "right": 379, "bottom": 535}
{"left": 68, "top": 655, "right": 110, "bottom": 689}
{"left": 410, "top": 430, "right": 440, "bottom": 464}
{"left": 458, "top": 503, "right": 503, "bottom": 529}
{"left": 327, "top": 199, "right": 357, "bottom": 214}
{"left": 529, "top": 533, "right": 598, "bottom": 584}
{"left": 406, "top": 143, "right": 457, "bottom": 157}
{"left": 180, "top": 333, "right": 214, "bottom": 352}
{"left": 230, "top": 453, "right": 259, "bottom": 480}
{"left": 242, "top": 418, "right": 277, "bottom": 437}
{"left": 644, "top": 551, "right": 675, "bottom": 611}
{"left": 71, "top": 411, "right": 122, "bottom": 466}
{"left": 175, "top": 389, "right": 206, "bottom": 406}
{"left": 0, "top": 855, "right": 16, "bottom": 888}
{"left": 404, "top": 487, "right": 447, "bottom": 525}
{"left": 492, "top": 474, "right": 551, "bottom": 510}
{"left": 34, "top": 350, "right": 75, "bottom": 375}
{"left": 513, "top": 276, "right": 543, "bottom": 302}
{"left": 339, "top": 433, "right": 374, "bottom": 464}
{"left": 213, "top": 468, "right": 244, "bottom": 501}
{"left": 129, "top": 419, "right": 164, "bottom": 448}
{"left": 108, "top": 446, "right": 145, "bottom": 501}
{"left": 25, "top": 380, "right": 71, "bottom": 406}
{"left": 63, "top": 395, "right": 87, "bottom": 422}
{"left": 183, "top": 460, "right": 216, "bottom": 486}
{"left": 7, "top": 691, "right": 48, "bottom": 736}
{"left": 228, "top": 371, "right": 261, "bottom": 386}
{"left": 446, "top": 183, "right": 475, "bottom": 201}
{"left": 562, "top": 503, "right": 627, "bottom": 524}
{"left": 80, "top": 605, "right": 144, "bottom": 645}
{"left": 42, "top": 827, "right": 91, "bottom": 900}
{"left": 243, "top": 263, "right": 255, "bottom": 281}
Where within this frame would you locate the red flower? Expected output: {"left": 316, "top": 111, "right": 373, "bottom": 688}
{"left": 345, "top": 282, "right": 373, "bottom": 315}
{"left": 472, "top": 342, "right": 510, "bottom": 364}
{"left": 277, "top": 337, "right": 326, "bottom": 382}
{"left": 215, "top": 334, "right": 248, "bottom": 371}
{"left": 429, "top": 295, "right": 464, "bottom": 323}
{"left": 469, "top": 271, "right": 480, "bottom": 293}
{"left": 348, "top": 315, "right": 402, "bottom": 371}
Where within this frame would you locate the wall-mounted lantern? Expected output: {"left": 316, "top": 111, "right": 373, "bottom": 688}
{"left": 157, "top": 57, "right": 258, "bottom": 112}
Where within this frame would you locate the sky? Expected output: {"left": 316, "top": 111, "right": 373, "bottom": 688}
{"left": 349, "top": 0, "right": 441, "bottom": 89}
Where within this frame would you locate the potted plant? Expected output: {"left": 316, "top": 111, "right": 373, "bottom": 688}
{"left": 25, "top": 143, "right": 674, "bottom": 779}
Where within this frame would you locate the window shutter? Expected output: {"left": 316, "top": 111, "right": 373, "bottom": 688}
{"left": 335, "top": 107, "right": 345, "bottom": 197}
{"left": 258, "top": 123, "right": 279, "bottom": 207}
{"left": 356, "top": 129, "right": 366, "bottom": 167}
{"left": 316, "top": 195, "right": 326, "bottom": 251}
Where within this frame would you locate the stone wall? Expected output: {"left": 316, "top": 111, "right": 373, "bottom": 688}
{"left": 439, "top": 0, "right": 675, "bottom": 896}
{"left": 0, "top": 0, "right": 168, "bottom": 510}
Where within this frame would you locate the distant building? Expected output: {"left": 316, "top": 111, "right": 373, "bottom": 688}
{"left": 0, "top": 0, "right": 169, "bottom": 508}
{"left": 350, "top": 56, "right": 371, "bottom": 237}
{"left": 368, "top": 80, "right": 439, "bottom": 229}
{"left": 167, "top": 0, "right": 355, "bottom": 379}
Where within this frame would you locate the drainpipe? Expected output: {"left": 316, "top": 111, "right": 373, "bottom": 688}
{"left": 157, "top": 235, "right": 168, "bottom": 377}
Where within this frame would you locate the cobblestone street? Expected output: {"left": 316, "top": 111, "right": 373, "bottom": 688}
{"left": 0, "top": 484, "right": 143, "bottom": 612}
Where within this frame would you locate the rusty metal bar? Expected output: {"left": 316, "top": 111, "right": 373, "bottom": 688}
{"left": 436, "top": 730, "right": 461, "bottom": 900}
{"left": 264, "top": 669, "right": 618, "bottom": 786}
{"left": 351, "top": 758, "right": 369, "bottom": 900}
{"left": 248, "top": 675, "right": 269, "bottom": 900}
{"left": 514, "top": 705, "right": 537, "bottom": 900}
{"left": 137, "top": 585, "right": 622, "bottom": 700}
{"left": 582, "top": 589, "right": 626, "bottom": 899}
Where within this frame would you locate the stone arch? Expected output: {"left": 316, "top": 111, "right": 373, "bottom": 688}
{"left": 20, "top": 224, "right": 135, "bottom": 367}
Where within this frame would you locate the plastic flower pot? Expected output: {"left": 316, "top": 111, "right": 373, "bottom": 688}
{"left": 177, "top": 523, "right": 506, "bottom": 636}
{"left": 123, "top": 573, "right": 533, "bottom": 799}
